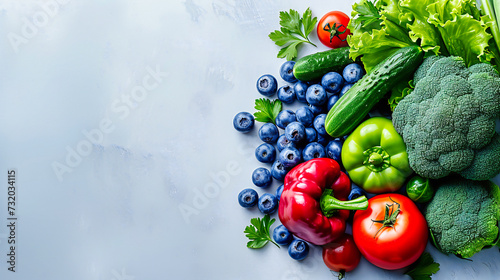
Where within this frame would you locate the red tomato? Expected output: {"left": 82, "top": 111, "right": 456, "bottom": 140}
{"left": 352, "top": 194, "right": 428, "bottom": 270}
{"left": 322, "top": 233, "right": 361, "bottom": 275}
{"left": 317, "top": 11, "right": 351, "bottom": 48}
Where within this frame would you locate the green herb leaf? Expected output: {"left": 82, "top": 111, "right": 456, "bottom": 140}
{"left": 269, "top": 29, "right": 300, "bottom": 47}
{"left": 269, "top": 8, "right": 317, "bottom": 60}
{"left": 404, "top": 252, "right": 440, "bottom": 280}
{"left": 302, "top": 8, "right": 317, "bottom": 38}
{"left": 350, "top": 0, "right": 382, "bottom": 30}
{"left": 279, "top": 9, "right": 302, "bottom": 34}
{"left": 254, "top": 98, "right": 282, "bottom": 124}
{"left": 277, "top": 41, "right": 302, "bottom": 61}
{"left": 244, "top": 214, "right": 279, "bottom": 249}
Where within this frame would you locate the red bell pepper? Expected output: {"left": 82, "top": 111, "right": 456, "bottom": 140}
{"left": 278, "top": 158, "right": 368, "bottom": 245}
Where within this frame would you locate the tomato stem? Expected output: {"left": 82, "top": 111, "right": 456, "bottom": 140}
{"left": 371, "top": 197, "right": 401, "bottom": 238}
{"left": 336, "top": 270, "right": 345, "bottom": 280}
{"left": 323, "top": 22, "right": 347, "bottom": 43}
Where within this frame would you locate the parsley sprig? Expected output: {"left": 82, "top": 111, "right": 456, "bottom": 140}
{"left": 244, "top": 214, "right": 279, "bottom": 249}
{"left": 269, "top": 8, "right": 317, "bottom": 60}
{"left": 350, "top": 0, "right": 382, "bottom": 31}
{"left": 254, "top": 98, "right": 282, "bottom": 124}
{"left": 404, "top": 252, "right": 440, "bottom": 280}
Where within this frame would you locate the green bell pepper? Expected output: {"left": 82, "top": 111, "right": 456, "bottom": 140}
{"left": 341, "top": 117, "right": 413, "bottom": 193}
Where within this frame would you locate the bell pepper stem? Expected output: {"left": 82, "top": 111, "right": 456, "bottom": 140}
{"left": 320, "top": 189, "right": 368, "bottom": 218}
{"left": 369, "top": 153, "right": 383, "bottom": 165}
{"left": 362, "top": 146, "right": 390, "bottom": 172}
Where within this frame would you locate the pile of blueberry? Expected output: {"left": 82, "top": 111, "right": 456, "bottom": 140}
{"left": 234, "top": 60, "right": 365, "bottom": 260}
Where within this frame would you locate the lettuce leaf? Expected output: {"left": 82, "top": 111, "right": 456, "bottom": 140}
{"left": 378, "top": 0, "right": 410, "bottom": 25}
{"left": 437, "top": 14, "right": 495, "bottom": 66}
{"left": 425, "top": 0, "right": 496, "bottom": 66}
{"left": 399, "top": 0, "right": 446, "bottom": 55}
{"left": 347, "top": 0, "right": 417, "bottom": 72}
{"left": 347, "top": 25, "right": 414, "bottom": 73}
{"left": 348, "top": 0, "right": 500, "bottom": 109}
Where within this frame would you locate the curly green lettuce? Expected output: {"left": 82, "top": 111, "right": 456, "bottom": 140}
{"left": 347, "top": 0, "right": 500, "bottom": 109}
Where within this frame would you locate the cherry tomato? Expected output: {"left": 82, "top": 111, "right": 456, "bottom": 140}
{"left": 322, "top": 233, "right": 360, "bottom": 277}
{"left": 352, "top": 194, "right": 428, "bottom": 270}
{"left": 317, "top": 11, "right": 351, "bottom": 49}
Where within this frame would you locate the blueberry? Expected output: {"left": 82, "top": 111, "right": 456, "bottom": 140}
{"left": 317, "top": 133, "right": 332, "bottom": 146}
{"left": 259, "top": 123, "right": 279, "bottom": 143}
{"left": 308, "top": 103, "right": 326, "bottom": 116}
{"left": 276, "top": 110, "right": 296, "bottom": 130}
{"left": 256, "top": 74, "right": 278, "bottom": 96}
{"left": 288, "top": 239, "right": 309, "bottom": 260}
{"left": 313, "top": 114, "right": 327, "bottom": 136}
{"left": 276, "top": 184, "right": 284, "bottom": 200}
{"left": 273, "top": 224, "right": 293, "bottom": 246}
{"left": 277, "top": 134, "right": 296, "bottom": 152}
{"left": 305, "top": 127, "right": 317, "bottom": 143}
{"left": 295, "top": 106, "right": 314, "bottom": 127}
{"left": 321, "top": 72, "right": 344, "bottom": 93}
{"left": 271, "top": 160, "right": 289, "bottom": 181}
{"left": 255, "top": 143, "right": 276, "bottom": 163}
{"left": 258, "top": 193, "right": 279, "bottom": 215}
{"left": 340, "top": 83, "right": 353, "bottom": 97}
{"left": 302, "top": 142, "right": 326, "bottom": 162}
{"left": 348, "top": 183, "right": 367, "bottom": 201}
{"left": 279, "top": 147, "right": 302, "bottom": 169}
{"left": 238, "top": 188, "right": 258, "bottom": 208}
{"left": 285, "top": 122, "right": 306, "bottom": 143}
{"left": 347, "top": 183, "right": 367, "bottom": 223}
{"left": 306, "top": 84, "right": 328, "bottom": 106}
{"left": 280, "top": 61, "right": 297, "bottom": 83}
{"left": 294, "top": 81, "right": 309, "bottom": 103}
{"left": 343, "top": 63, "right": 364, "bottom": 84}
{"left": 295, "top": 146, "right": 304, "bottom": 157}
{"left": 252, "top": 167, "right": 272, "bottom": 188}
{"left": 325, "top": 139, "right": 343, "bottom": 163}
{"left": 276, "top": 85, "right": 295, "bottom": 104}
{"left": 327, "top": 95, "right": 339, "bottom": 111}
{"left": 233, "top": 112, "right": 255, "bottom": 133}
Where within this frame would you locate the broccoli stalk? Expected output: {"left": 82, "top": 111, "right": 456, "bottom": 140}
{"left": 425, "top": 178, "right": 500, "bottom": 258}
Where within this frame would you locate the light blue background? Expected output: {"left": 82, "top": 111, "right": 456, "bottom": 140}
{"left": 0, "top": 0, "right": 499, "bottom": 279}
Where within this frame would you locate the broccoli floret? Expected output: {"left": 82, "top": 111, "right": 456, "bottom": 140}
{"left": 460, "top": 134, "right": 500, "bottom": 180}
{"left": 393, "top": 56, "right": 500, "bottom": 180}
{"left": 425, "top": 178, "right": 500, "bottom": 258}
{"left": 413, "top": 55, "right": 440, "bottom": 84}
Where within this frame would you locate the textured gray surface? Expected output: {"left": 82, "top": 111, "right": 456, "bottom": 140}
{"left": 0, "top": 0, "right": 499, "bottom": 279}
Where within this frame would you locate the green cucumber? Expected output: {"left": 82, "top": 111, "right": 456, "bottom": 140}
{"left": 325, "top": 45, "right": 423, "bottom": 138}
{"left": 293, "top": 47, "right": 353, "bottom": 81}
